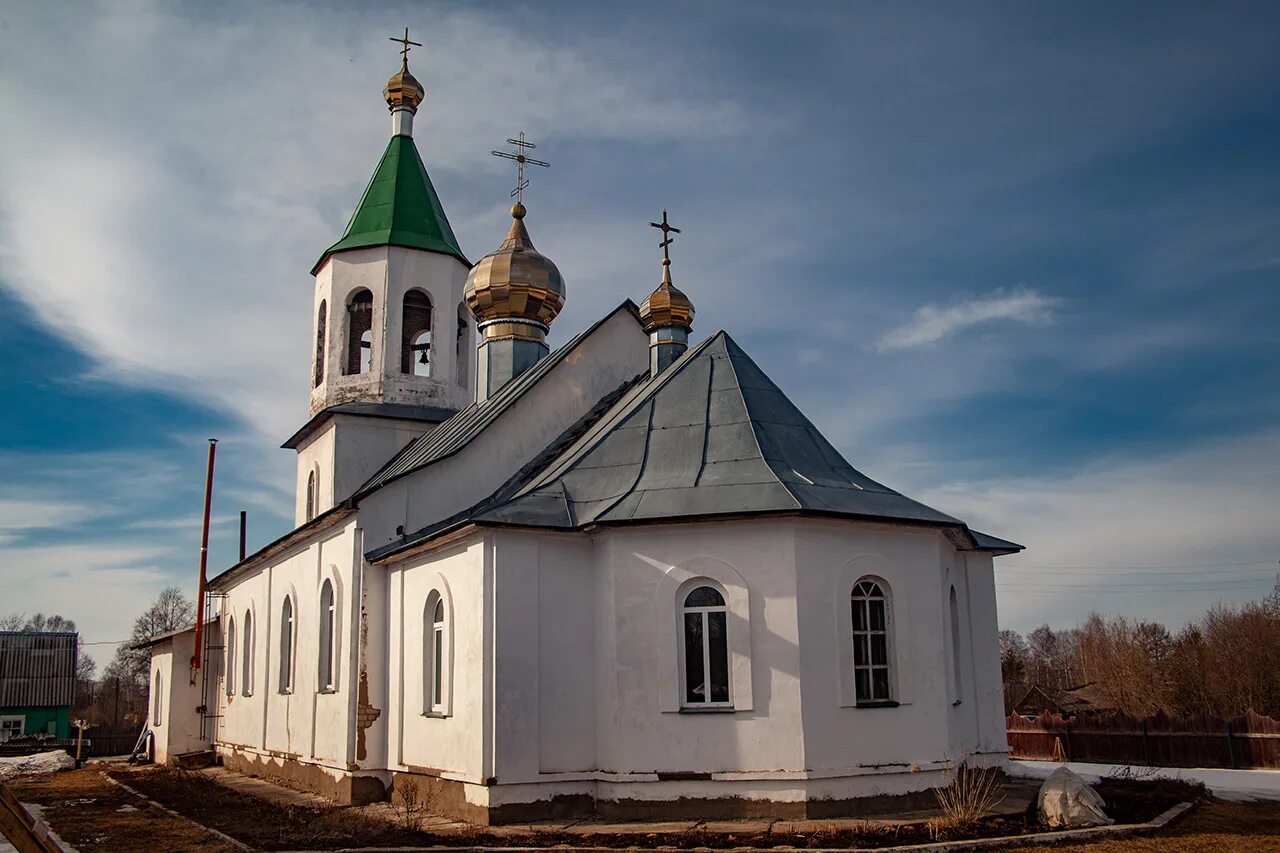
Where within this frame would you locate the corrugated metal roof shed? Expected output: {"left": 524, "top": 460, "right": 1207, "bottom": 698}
{"left": 0, "top": 632, "right": 77, "bottom": 707}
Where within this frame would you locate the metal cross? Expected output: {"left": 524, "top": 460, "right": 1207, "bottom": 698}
{"left": 389, "top": 27, "right": 422, "bottom": 66}
{"left": 650, "top": 209, "right": 681, "bottom": 264}
{"left": 491, "top": 132, "right": 550, "bottom": 204}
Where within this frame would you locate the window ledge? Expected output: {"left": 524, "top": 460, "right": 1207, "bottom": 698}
{"left": 854, "top": 700, "right": 900, "bottom": 709}
{"left": 279, "top": 689, "right": 293, "bottom": 696}
{"left": 679, "top": 705, "right": 736, "bottom": 714}
{"left": 421, "top": 711, "right": 450, "bottom": 719}
{"left": 318, "top": 688, "right": 337, "bottom": 695}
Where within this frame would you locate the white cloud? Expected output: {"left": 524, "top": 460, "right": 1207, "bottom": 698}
{"left": 916, "top": 429, "right": 1280, "bottom": 632}
{"left": 0, "top": 498, "right": 98, "bottom": 538}
{"left": 0, "top": 3, "right": 747, "bottom": 442}
{"left": 878, "top": 289, "right": 1059, "bottom": 351}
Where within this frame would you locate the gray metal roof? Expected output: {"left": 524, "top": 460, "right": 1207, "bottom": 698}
{"left": 373, "top": 331, "right": 1023, "bottom": 558}
{"left": 357, "top": 301, "right": 640, "bottom": 496}
{"left": 0, "top": 632, "right": 76, "bottom": 708}
{"left": 476, "top": 331, "right": 974, "bottom": 528}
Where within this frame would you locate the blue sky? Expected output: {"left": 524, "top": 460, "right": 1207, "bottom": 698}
{"left": 1, "top": 1, "right": 1278, "bottom": 665}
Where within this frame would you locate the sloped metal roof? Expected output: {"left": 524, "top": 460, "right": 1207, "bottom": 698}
{"left": 356, "top": 302, "right": 640, "bottom": 496}
{"left": 313, "top": 134, "right": 468, "bottom": 274}
{"left": 0, "top": 632, "right": 76, "bottom": 708}
{"left": 372, "top": 331, "right": 1023, "bottom": 560}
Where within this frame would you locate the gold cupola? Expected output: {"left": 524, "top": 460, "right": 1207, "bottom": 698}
{"left": 465, "top": 202, "right": 566, "bottom": 401}
{"left": 383, "top": 61, "right": 425, "bottom": 114}
{"left": 640, "top": 210, "right": 694, "bottom": 375}
{"left": 639, "top": 260, "right": 695, "bottom": 333}
{"left": 465, "top": 202, "right": 566, "bottom": 334}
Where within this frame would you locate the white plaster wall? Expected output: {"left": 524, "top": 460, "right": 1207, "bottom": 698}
{"left": 150, "top": 630, "right": 207, "bottom": 764}
{"left": 358, "top": 307, "right": 647, "bottom": 547}
{"left": 483, "top": 517, "right": 1007, "bottom": 790}
{"left": 294, "top": 424, "right": 336, "bottom": 525}
{"left": 384, "top": 536, "right": 488, "bottom": 780}
{"left": 794, "top": 520, "right": 958, "bottom": 774}
{"left": 311, "top": 247, "right": 473, "bottom": 416}
{"left": 215, "top": 520, "right": 360, "bottom": 771}
{"left": 589, "top": 521, "right": 801, "bottom": 776}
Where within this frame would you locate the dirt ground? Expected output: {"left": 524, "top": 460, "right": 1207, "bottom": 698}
{"left": 5, "top": 764, "right": 1280, "bottom": 852}
{"left": 6, "top": 766, "right": 241, "bottom": 853}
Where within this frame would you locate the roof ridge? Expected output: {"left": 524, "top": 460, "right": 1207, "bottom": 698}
{"left": 720, "top": 333, "right": 804, "bottom": 511}
{"left": 505, "top": 332, "right": 727, "bottom": 500}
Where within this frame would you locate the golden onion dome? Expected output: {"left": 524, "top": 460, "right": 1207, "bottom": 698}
{"left": 465, "top": 203, "right": 566, "bottom": 328}
{"left": 639, "top": 260, "right": 695, "bottom": 333}
{"left": 383, "top": 61, "right": 425, "bottom": 112}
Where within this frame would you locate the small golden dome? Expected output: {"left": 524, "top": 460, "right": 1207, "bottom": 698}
{"left": 383, "top": 61, "right": 425, "bottom": 112}
{"left": 465, "top": 204, "right": 566, "bottom": 329}
{"left": 639, "top": 261, "right": 695, "bottom": 333}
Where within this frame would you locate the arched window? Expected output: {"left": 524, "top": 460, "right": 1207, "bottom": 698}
{"left": 681, "top": 585, "right": 730, "bottom": 708}
{"left": 153, "top": 669, "right": 163, "bottom": 723}
{"left": 319, "top": 580, "right": 335, "bottom": 691}
{"left": 851, "top": 579, "right": 892, "bottom": 704}
{"left": 424, "top": 595, "right": 446, "bottom": 713}
{"left": 305, "top": 470, "right": 316, "bottom": 522}
{"left": 279, "top": 596, "right": 294, "bottom": 693}
{"left": 241, "top": 609, "right": 254, "bottom": 697}
{"left": 344, "top": 289, "right": 374, "bottom": 375}
{"left": 949, "top": 585, "right": 963, "bottom": 702}
{"left": 456, "top": 302, "right": 471, "bottom": 384}
{"left": 225, "top": 615, "right": 236, "bottom": 697}
{"left": 314, "top": 300, "right": 327, "bottom": 387}
{"left": 401, "top": 289, "right": 433, "bottom": 375}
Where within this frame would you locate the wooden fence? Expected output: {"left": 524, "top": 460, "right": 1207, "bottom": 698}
{"left": 1007, "top": 709, "right": 1280, "bottom": 769}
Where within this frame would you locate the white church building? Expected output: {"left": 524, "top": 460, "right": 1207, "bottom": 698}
{"left": 147, "top": 49, "right": 1022, "bottom": 823}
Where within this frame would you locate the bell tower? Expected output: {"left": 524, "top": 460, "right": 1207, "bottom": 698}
{"left": 286, "top": 33, "right": 477, "bottom": 526}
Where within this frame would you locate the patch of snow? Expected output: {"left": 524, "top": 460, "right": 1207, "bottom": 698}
{"left": 0, "top": 749, "right": 75, "bottom": 780}
{"left": 1011, "top": 759, "right": 1280, "bottom": 803}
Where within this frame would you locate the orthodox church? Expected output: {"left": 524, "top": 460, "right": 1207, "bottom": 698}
{"left": 146, "top": 46, "right": 1022, "bottom": 823}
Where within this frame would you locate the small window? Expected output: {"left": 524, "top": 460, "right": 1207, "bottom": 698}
{"left": 314, "top": 300, "right": 327, "bottom": 387}
{"left": 153, "top": 670, "right": 163, "bottom": 723}
{"left": 456, "top": 302, "right": 471, "bottom": 384}
{"left": 424, "top": 595, "right": 446, "bottom": 713}
{"left": 402, "top": 289, "right": 433, "bottom": 375}
{"left": 950, "top": 585, "right": 963, "bottom": 701}
{"left": 241, "top": 609, "right": 254, "bottom": 697}
{"left": 225, "top": 615, "right": 236, "bottom": 696}
{"left": 852, "top": 579, "right": 892, "bottom": 704}
{"left": 0, "top": 716, "right": 24, "bottom": 742}
{"left": 681, "top": 585, "right": 730, "bottom": 708}
{"left": 279, "top": 596, "right": 295, "bottom": 693}
{"left": 305, "top": 470, "right": 317, "bottom": 522}
{"left": 345, "top": 289, "right": 374, "bottom": 375}
{"left": 319, "top": 580, "right": 335, "bottom": 691}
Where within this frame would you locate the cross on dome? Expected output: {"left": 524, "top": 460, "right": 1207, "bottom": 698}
{"left": 389, "top": 27, "right": 422, "bottom": 67}
{"left": 650, "top": 209, "right": 681, "bottom": 268}
{"left": 491, "top": 132, "right": 551, "bottom": 206}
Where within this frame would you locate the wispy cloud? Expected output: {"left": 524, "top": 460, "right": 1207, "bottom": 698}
{"left": 878, "top": 289, "right": 1059, "bottom": 351}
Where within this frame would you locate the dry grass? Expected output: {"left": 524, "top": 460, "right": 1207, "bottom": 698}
{"left": 927, "top": 756, "right": 1006, "bottom": 837}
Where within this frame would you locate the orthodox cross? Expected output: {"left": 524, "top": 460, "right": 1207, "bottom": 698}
{"left": 389, "top": 28, "right": 422, "bottom": 66}
{"left": 491, "top": 132, "right": 550, "bottom": 204}
{"left": 650, "top": 210, "right": 681, "bottom": 265}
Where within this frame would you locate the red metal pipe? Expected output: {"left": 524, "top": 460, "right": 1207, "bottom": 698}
{"left": 191, "top": 438, "right": 218, "bottom": 673}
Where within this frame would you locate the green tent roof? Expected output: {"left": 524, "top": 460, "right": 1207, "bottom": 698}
{"left": 313, "top": 134, "right": 469, "bottom": 274}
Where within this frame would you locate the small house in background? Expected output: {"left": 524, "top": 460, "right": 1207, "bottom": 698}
{"left": 1014, "top": 682, "right": 1116, "bottom": 718}
{"left": 0, "top": 631, "right": 78, "bottom": 740}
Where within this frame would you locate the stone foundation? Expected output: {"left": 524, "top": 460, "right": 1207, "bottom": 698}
{"left": 218, "top": 747, "right": 387, "bottom": 805}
